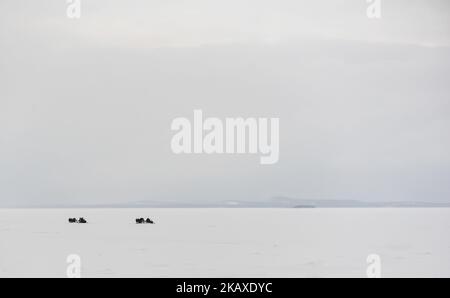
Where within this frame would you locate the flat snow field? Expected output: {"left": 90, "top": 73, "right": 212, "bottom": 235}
{"left": 0, "top": 208, "right": 449, "bottom": 278}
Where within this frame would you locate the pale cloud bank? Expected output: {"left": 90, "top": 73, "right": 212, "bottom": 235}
{"left": 1, "top": 1, "right": 450, "bottom": 206}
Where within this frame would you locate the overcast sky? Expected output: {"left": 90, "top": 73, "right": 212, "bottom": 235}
{"left": 1, "top": 0, "right": 450, "bottom": 206}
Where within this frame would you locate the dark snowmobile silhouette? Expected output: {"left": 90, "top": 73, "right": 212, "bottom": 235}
{"left": 78, "top": 217, "right": 87, "bottom": 224}
{"left": 136, "top": 218, "right": 154, "bottom": 224}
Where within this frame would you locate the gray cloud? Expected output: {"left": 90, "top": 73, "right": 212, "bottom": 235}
{"left": 1, "top": 1, "right": 450, "bottom": 206}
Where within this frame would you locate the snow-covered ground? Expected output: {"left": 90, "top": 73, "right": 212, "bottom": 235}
{"left": 0, "top": 208, "right": 449, "bottom": 278}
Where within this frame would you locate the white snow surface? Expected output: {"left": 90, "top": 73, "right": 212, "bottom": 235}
{"left": 0, "top": 208, "right": 449, "bottom": 278}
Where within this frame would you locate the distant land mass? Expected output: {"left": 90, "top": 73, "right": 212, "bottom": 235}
{"left": 8, "top": 196, "right": 450, "bottom": 208}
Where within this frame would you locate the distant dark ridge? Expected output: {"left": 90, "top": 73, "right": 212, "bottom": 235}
{"left": 275, "top": 196, "right": 450, "bottom": 208}
{"left": 3, "top": 197, "right": 450, "bottom": 209}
